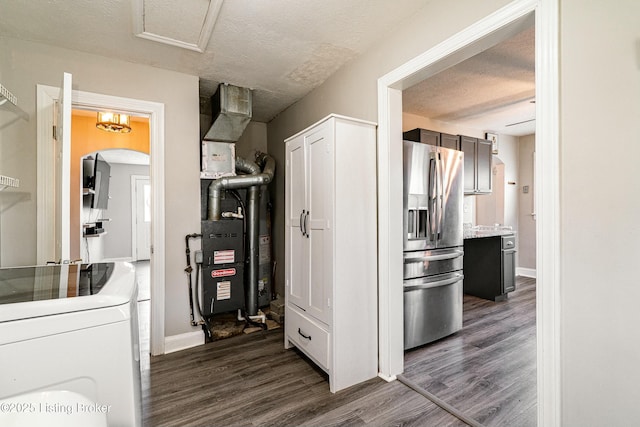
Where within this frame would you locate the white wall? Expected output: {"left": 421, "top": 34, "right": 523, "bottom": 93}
{"left": 103, "top": 163, "right": 150, "bottom": 260}
{"left": 476, "top": 134, "right": 519, "bottom": 229}
{"left": 0, "top": 41, "right": 36, "bottom": 267}
{"left": 560, "top": 0, "right": 640, "bottom": 425}
{"left": 235, "top": 121, "right": 267, "bottom": 161}
{"left": 0, "top": 36, "right": 201, "bottom": 337}
{"left": 476, "top": 161, "right": 505, "bottom": 225}
{"left": 518, "top": 134, "right": 535, "bottom": 270}
{"left": 497, "top": 134, "right": 519, "bottom": 229}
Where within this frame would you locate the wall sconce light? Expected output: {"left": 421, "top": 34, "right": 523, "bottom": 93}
{"left": 96, "top": 112, "right": 132, "bottom": 133}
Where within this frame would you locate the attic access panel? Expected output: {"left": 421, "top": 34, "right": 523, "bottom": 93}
{"left": 132, "top": 0, "right": 223, "bottom": 52}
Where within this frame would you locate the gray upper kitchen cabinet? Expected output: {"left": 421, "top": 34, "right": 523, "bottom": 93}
{"left": 403, "top": 128, "right": 440, "bottom": 146}
{"left": 403, "top": 128, "right": 491, "bottom": 194}
{"left": 476, "top": 138, "right": 492, "bottom": 193}
{"left": 403, "top": 128, "right": 460, "bottom": 150}
{"left": 461, "top": 135, "right": 492, "bottom": 194}
{"left": 461, "top": 136, "right": 476, "bottom": 193}
{"left": 440, "top": 133, "right": 460, "bottom": 150}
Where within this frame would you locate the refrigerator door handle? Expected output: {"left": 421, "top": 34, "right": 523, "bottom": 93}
{"left": 300, "top": 210, "right": 306, "bottom": 236}
{"left": 404, "top": 250, "right": 464, "bottom": 263}
{"left": 428, "top": 156, "right": 437, "bottom": 241}
{"left": 404, "top": 273, "right": 464, "bottom": 291}
{"left": 436, "top": 152, "right": 444, "bottom": 240}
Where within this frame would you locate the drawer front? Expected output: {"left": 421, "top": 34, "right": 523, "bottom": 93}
{"left": 502, "top": 235, "right": 516, "bottom": 249}
{"left": 286, "top": 306, "right": 330, "bottom": 370}
{"left": 404, "top": 247, "right": 464, "bottom": 280}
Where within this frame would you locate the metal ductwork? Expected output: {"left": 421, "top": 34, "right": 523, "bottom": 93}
{"left": 207, "top": 152, "right": 275, "bottom": 316}
{"left": 203, "top": 83, "right": 252, "bottom": 142}
{"left": 207, "top": 154, "right": 274, "bottom": 221}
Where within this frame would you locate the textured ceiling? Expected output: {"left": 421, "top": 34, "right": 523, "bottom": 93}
{"left": 0, "top": 0, "right": 429, "bottom": 122}
{"left": 142, "top": 0, "right": 211, "bottom": 44}
{"left": 2, "top": 1, "right": 535, "bottom": 134}
{"left": 403, "top": 25, "right": 536, "bottom": 136}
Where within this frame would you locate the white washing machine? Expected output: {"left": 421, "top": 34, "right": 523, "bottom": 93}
{"left": 0, "top": 262, "right": 141, "bottom": 427}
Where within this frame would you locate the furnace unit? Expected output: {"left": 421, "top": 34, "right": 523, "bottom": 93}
{"left": 201, "top": 219, "right": 244, "bottom": 316}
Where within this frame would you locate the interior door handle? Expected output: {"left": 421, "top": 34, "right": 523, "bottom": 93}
{"left": 300, "top": 210, "right": 305, "bottom": 236}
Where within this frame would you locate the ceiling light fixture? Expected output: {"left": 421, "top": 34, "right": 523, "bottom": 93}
{"left": 96, "top": 112, "right": 132, "bottom": 133}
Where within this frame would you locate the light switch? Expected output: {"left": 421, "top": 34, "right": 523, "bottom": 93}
{"left": 523, "top": 185, "right": 529, "bottom": 194}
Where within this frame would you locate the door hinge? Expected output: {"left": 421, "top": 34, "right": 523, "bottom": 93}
{"left": 53, "top": 125, "right": 57, "bottom": 140}
{"left": 150, "top": 245, "right": 154, "bottom": 255}
{"left": 327, "top": 298, "right": 331, "bottom": 308}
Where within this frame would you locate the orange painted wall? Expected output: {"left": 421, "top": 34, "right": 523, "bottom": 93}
{"left": 70, "top": 112, "right": 150, "bottom": 260}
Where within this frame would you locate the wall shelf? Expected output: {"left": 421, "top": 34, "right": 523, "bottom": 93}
{"left": 0, "top": 83, "right": 29, "bottom": 123}
{"left": 1, "top": 83, "right": 26, "bottom": 192}
{"left": 83, "top": 231, "right": 107, "bottom": 238}
{"left": 0, "top": 175, "right": 20, "bottom": 191}
{"left": 83, "top": 219, "right": 110, "bottom": 237}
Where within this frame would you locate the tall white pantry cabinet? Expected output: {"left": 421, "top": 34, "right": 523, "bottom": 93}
{"left": 284, "top": 114, "right": 378, "bottom": 393}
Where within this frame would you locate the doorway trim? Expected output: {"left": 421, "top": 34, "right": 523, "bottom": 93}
{"left": 376, "top": 0, "right": 560, "bottom": 425}
{"left": 36, "top": 87, "right": 167, "bottom": 356}
{"left": 131, "top": 174, "right": 151, "bottom": 262}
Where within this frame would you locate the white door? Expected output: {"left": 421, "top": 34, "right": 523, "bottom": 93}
{"left": 55, "top": 72, "right": 72, "bottom": 263}
{"left": 305, "top": 128, "right": 332, "bottom": 325}
{"left": 285, "top": 134, "right": 307, "bottom": 310}
{"left": 133, "top": 176, "right": 151, "bottom": 260}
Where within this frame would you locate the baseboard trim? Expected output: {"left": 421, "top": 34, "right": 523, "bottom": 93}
{"left": 516, "top": 267, "right": 537, "bottom": 278}
{"left": 102, "top": 256, "right": 134, "bottom": 263}
{"left": 164, "top": 331, "right": 204, "bottom": 354}
{"left": 378, "top": 373, "right": 397, "bottom": 383}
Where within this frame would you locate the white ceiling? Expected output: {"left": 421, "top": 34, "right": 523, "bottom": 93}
{"left": 403, "top": 25, "right": 536, "bottom": 136}
{"left": 1, "top": 1, "right": 535, "bottom": 134}
{"left": 0, "top": 0, "right": 429, "bottom": 122}
{"left": 99, "top": 149, "right": 150, "bottom": 165}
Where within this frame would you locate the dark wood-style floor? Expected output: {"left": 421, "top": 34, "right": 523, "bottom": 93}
{"left": 138, "top": 276, "right": 536, "bottom": 427}
{"left": 404, "top": 276, "right": 537, "bottom": 426}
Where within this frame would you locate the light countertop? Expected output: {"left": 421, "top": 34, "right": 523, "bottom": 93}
{"left": 463, "top": 225, "right": 515, "bottom": 239}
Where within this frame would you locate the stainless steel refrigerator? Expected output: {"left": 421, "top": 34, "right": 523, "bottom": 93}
{"left": 403, "top": 140, "right": 464, "bottom": 350}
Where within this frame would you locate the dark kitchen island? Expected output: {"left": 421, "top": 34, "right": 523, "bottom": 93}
{"left": 463, "top": 230, "right": 516, "bottom": 301}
